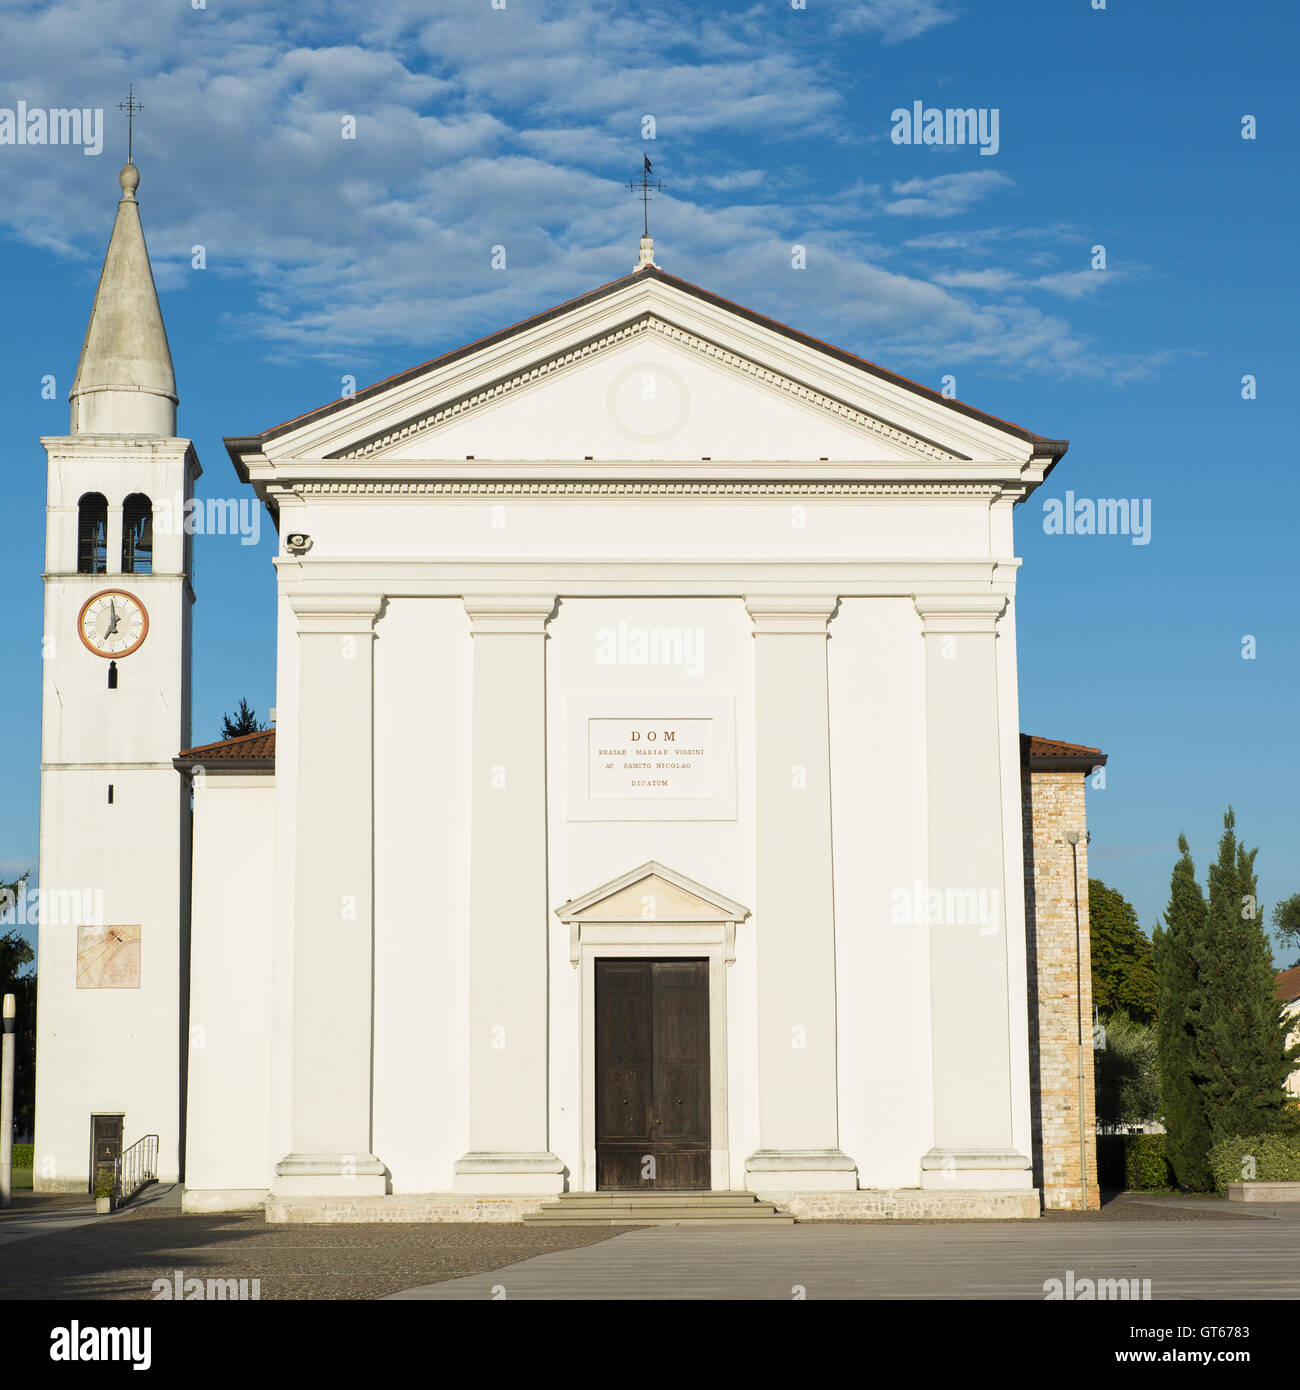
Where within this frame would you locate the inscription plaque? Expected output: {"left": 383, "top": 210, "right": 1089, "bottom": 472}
{"left": 588, "top": 718, "right": 714, "bottom": 800}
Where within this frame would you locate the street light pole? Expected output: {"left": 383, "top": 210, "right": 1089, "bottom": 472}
{"left": 1, "top": 993, "right": 14, "bottom": 1209}
{"left": 1064, "top": 832, "right": 1087, "bottom": 1211}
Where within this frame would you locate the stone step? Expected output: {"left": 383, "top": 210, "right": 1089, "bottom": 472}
{"left": 522, "top": 1215, "right": 798, "bottom": 1227}
{"left": 537, "top": 1194, "right": 774, "bottom": 1208}
{"left": 527, "top": 1204, "right": 785, "bottom": 1218}
{"left": 523, "top": 1191, "right": 795, "bottom": 1225}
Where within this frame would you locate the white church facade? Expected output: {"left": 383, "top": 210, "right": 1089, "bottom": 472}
{"left": 35, "top": 166, "right": 1106, "bottom": 1220}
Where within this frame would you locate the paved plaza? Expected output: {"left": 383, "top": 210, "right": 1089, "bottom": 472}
{"left": 1, "top": 1190, "right": 1296, "bottom": 1301}
{"left": 391, "top": 1196, "right": 1300, "bottom": 1301}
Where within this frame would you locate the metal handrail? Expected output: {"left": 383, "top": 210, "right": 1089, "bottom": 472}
{"left": 114, "top": 1133, "right": 158, "bottom": 1206}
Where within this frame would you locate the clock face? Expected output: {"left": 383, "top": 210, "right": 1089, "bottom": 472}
{"left": 78, "top": 590, "right": 149, "bottom": 658}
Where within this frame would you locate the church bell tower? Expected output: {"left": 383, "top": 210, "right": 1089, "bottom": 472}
{"left": 33, "top": 158, "right": 199, "bottom": 1191}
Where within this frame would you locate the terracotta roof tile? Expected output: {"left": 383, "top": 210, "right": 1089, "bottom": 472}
{"left": 1020, "top": 733, "right": 1107, "bottom": 769}
{"left": 176, "top": 728, "right": 276, "bottom": 763}
{"left": 1023, "top": 735, "right": 1103, "bottom": 760}
{"left": 1276, "top": 964, "right": 1300, "bottom": 1005}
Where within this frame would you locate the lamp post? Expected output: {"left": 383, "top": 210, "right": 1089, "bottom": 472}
{"left": 1064, "top": 831, "right": 1087, "bottom": 1211}
{"left": 1, "top": 992, "right": 14, "bottom": 1209}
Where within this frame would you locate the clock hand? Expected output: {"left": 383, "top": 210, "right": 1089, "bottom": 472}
{"left": 106, "top": 599, "right": 120, "bottom": 636}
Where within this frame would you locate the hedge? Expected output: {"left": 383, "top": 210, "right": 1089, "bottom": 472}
{"left": 1208, "top": 1133, "right": 1300, "bottom": 1193}
{"left": 1097, "top": 1133, "right": 1173, "bottom": 1190}
{"left": 12, "top": 1143, "right": 33, "bottom": 1170}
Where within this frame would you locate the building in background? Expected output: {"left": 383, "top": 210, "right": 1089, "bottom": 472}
{"left": 1277, "top": 966, "right": 1300, "bottom": 1102}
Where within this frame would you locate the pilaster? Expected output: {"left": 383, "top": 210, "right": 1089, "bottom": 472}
{"left": 273, "top": 594, "right": 387, "bottom": 1196}
{"left": 914, "top": 596, "right": 1031, "bottom": 1190}
{"left": 454, "top": 596, "right": 564, "bottom": 1194}
{"left": 744, "top": 597, "right": 856, "bottom": 1191}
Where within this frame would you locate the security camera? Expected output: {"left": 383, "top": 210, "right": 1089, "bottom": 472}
{"left": 285, "top": 532, "right": 312, "bottom": 555}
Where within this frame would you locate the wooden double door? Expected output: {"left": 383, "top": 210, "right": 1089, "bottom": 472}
{"left": 596, "top": 959, "right": 711, "bottom": 1190}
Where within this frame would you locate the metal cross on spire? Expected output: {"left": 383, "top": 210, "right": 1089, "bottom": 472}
{"left": 628, "top": 154, "right": 663, "bottom": 238}
{"left": 117, "top": 84, "right": 142, "bottom": 164}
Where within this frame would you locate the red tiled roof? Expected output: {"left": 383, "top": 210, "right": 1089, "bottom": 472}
{"left": 1276, "top": 965, "right": 1300, "bottom": 1005}
{"left": 1020, "top": 734, "right": 1107, "bottom": 770}
{"left": 175, "top": 728, "right": 276, "bottom": 765}
{"left": 225, "top": 266, "right": 1067, "bottom": 462}
{"left": 1023, "top": 735, "right": 1103, "bottom": 760}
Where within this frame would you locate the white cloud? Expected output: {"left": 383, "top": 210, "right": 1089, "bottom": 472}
{"left": 0, "top": 0, "right": 1171, "bottom": 387}
{"left": 933, "top": 269, "right": 1020, "bottom": 291}
{"left": 933, "top": 262, "right": 1131, "bottom": 302}
{"left": 903, "top": 223, "right": 1081, "bottom": 253}
{"left": 1031, "top": 268, "right": 1120, "bottom": 300}
{"left": 884, "top": 171, "right": 1015, "bottom": 217}
{"left": 832, "top": 1, "right": 960, "bottom": 42}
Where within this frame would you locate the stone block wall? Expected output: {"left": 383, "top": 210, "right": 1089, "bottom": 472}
{"left": 1023, "top": 768, "right": 1100, "bottom": 1210}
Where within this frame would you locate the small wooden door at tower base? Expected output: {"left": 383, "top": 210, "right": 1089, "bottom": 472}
{"left": 89, "top": 1114, "right": 123, "bottom": 1193}
{"left": 596, "top": 959, "right": 710, "bottom": 1190}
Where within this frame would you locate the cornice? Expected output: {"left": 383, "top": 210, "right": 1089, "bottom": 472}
{"left": 286, "top": 479, "right": 1004, "bottom": 498}
{"left": 41, "top": 435, "right": 203, "bottom": 480}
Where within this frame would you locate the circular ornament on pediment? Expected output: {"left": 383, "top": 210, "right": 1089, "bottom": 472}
{"left": 604, "top": 360, "right": 692, "bottom": 445}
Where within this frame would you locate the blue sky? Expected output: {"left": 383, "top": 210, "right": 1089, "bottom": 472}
{"left": 1, "top": 0, "right": 1296, "bottom": 960}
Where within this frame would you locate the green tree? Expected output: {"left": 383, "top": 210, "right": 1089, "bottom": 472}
{"left": 1272, "top": 892, "right": 1300, "bottom": 965}
{"left": 1, "top": 877, "right": 34, "bottom": 982}
{"left": 1193, "top": 809, "right": 1298, "bottom": 1142}
{"left": 1095, "top": 1011, "right": 1161, "bottom": 1129}
{"left": 1153, "top": 835, "right": 1214, "bottom": 1190}
{"left": 0, "top": 876, "right": 37, "bottom": 1140}
{"left": 1090, "top": 878, "right": 1157, "bottom": 1023}
{"left": 220, "top": 698, "right": 266, "bottom": 740}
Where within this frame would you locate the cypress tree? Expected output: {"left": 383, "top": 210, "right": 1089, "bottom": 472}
{"left": 1153, "top": 835, "right": 1213, "bottom": 1190}
{"left": 1193, "top": 808, "right": 1297, "bottom": 1141}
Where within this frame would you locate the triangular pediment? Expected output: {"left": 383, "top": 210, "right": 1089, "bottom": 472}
{"left": 556, "top": 861, "right": 749, "bottom": 924}
{"left": 332, "top": 315, "right": 960, "bottom": 465}
{"left": 229, "top": 268, "right": 1064, "bottom": 485}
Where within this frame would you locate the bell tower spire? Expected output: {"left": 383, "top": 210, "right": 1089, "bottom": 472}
{"left": 68, "top": 157, "right": 178, "bottom": 435}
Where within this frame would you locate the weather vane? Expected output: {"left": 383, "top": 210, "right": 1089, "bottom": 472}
{"left": 117, "top": 83, "right": 142, "bottom": 164}
{"left": 628, "top": 154, "right": 663, "bottom": 238}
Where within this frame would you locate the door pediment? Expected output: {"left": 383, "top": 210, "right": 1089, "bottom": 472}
{"left": 557, "top": 860, "right": 749, "bottom": 923}
{"left": 556, "top": 861, "right": 750, "bottom": 966}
